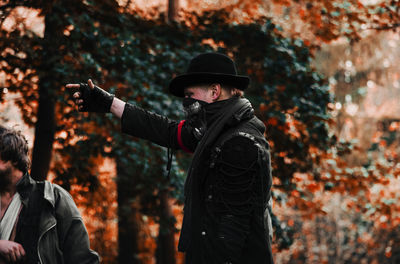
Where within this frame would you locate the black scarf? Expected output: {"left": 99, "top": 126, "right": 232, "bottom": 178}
{"left": 178, "top": 97, "right": 254, "bottom": 252}
{"left": 15, "top": 174, "right": 44, "bottom": 264}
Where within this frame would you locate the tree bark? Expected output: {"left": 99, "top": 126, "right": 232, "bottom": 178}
{"left": 168, "top": 0, "right": 179, "bottom": 22}
{"left": 30, "top": 8, "right": 58, "bottom": 181}
{"left": 30, "top": 81, "right": 55, "bottom": 180}
{"left": 117, "top": 160, "right": 141, "bottom": 264}
{"left": 156, "top": 189, "right": 176, "bottom": 264}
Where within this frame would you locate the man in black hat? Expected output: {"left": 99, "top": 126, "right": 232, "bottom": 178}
{"left": 67, "top": 52, "right": 274, "bottom": 263}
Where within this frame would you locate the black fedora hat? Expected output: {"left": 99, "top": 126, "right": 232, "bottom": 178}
{"left": 169, "top": 52, "right": 250, "bottom": 97}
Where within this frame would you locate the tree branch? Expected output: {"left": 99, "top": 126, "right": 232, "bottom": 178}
{"left": 371, "top": 23, "right": 400, "bottom": 31}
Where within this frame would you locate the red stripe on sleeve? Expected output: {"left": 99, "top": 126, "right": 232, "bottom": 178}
{"left": 177, "top": 120, "right": 193, "bottom": 153}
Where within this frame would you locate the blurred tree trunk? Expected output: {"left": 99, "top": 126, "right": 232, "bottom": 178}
{"left": 156, "top": 189, "right": 176, "bottom": 264}
{"left": 31, "top": 5, "right": 59, "bottom": 181}
{"left": 117, "top": 161, "right": 141, "bottom": 264}
{"left": 168, "top": 0, "right": 179, "bottom": 21}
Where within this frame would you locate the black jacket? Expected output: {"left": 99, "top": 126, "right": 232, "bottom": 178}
{"left": 11, "top": 174, "right": 100, "bottom": 264}
{"left": 121, "top": 97, "right": 273, "bottom": 264}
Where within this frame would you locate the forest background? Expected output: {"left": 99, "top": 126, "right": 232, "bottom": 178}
{"left": 1, "top": 0, "right": 400, "bottom": 263}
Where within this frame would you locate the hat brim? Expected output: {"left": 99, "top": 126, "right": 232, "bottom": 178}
{"left": 169, "top": 72, "right": 250, "bottom": 98}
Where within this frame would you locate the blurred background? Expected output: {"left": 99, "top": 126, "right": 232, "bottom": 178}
{"left": 1, "top": 0, "right": 399, "bottom": 263}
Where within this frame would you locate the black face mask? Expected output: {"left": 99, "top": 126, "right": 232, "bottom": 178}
{"left": 0, "top": 165, "right": 13, "bottom": 193}
{"left": 182, "top": 98, "right": 209, "bottom": 140}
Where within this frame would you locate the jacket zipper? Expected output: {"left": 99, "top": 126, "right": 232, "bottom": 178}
{"left": 37, "top": 222, "right": 56, "bottom": 264}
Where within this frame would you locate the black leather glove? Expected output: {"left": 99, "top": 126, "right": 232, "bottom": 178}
{"left": 78, "top": 83, "right": 114, "bottom": 113}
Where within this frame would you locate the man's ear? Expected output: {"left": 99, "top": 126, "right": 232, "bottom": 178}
{"left": 210, "top": 83, "right": 221, "bottom": 101}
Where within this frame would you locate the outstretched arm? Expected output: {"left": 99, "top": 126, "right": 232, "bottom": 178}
{"left": 66, "top": 79, "right": 199, "bottom": 151}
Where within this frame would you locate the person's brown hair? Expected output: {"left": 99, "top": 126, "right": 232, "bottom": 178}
{"left": 0, "top": 126, "right": 30, "bottom": 173}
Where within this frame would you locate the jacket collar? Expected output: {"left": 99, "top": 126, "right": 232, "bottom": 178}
{"left": 222, "top": 97, "right": 255, "bottom": 127}
{"left": 16, "top": 173, "right": 56, "bottom": 208}
{"left": 15, "top": 173, "right": 34, "bottom": 206}
{"left": 205, "top": 97, "right": 254, "bottom": 128}
{"left": 43, "top": 181, "right": 56, "bottom": 208}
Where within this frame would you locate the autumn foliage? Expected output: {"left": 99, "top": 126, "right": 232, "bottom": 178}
{"left": 1, "top": 0, "right": 400, "bottom": 263}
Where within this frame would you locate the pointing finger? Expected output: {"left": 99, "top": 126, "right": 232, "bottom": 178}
{"left": 66, "top": 84, "right": 80, "bottom": 89}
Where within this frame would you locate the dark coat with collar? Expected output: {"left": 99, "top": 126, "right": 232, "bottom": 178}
{"left": 121, "top": 97, "right": 273, "bottom": 264}
{"left": 13, "top": 174, "right": 99, "bottom": 264}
